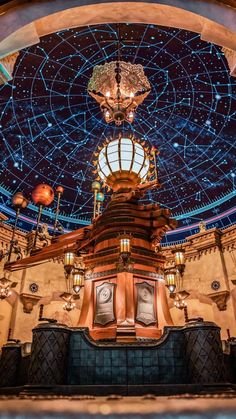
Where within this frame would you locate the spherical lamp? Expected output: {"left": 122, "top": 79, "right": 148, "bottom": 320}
{"left": 97, "top": 136, "right": 150, "bottom": 192}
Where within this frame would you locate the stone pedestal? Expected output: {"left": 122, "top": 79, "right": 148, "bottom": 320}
{"left": 184, "top": 320, "right": 225, "bottom": 383}
{"left": 28, "top": 323, "right": 70, "bottom": 385}
{"left": 0, "top": 341, "right": 21, "bottom": 387}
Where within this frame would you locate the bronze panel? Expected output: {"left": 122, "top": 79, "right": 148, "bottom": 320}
{"left": 94, "top": 282, "right": 116, "bottom": 325}
{"left": 136, "top": 282, "right": 156, "bottom": 325}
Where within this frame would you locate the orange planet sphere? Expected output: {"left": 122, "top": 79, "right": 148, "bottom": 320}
{"left": 32, "top": 184, "right": 54, "bottom": 206}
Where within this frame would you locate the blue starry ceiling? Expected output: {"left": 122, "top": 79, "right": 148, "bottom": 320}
{"left": 0, "top": 23, "right": 236, "bottom": 241}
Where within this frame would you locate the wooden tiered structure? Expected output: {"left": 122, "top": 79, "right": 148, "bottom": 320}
{"left": 6, "top": 137, "right": 177, "bottom": 341}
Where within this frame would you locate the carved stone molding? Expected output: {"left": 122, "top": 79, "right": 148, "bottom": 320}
{"left": 20, "top": 293, "right": 42, "bottom": 314}
{"left": 0, "top": 52, "right": 19, "bottom": 85}
{"left": 208, "top": 290, "right": 230, "bottom": 311}
{"left": 222, "top": 47, "right": 236, "bottom": 77}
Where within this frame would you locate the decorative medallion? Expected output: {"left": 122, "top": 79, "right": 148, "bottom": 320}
{"left": 211, "top": 280, "right": 220, "bottom": 291}
{"left": 29, "top": 283, "right": 39, "bottom": 293}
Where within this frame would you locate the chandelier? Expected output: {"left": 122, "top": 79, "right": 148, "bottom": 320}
{"left": 88, "top": 61, "right": 150, "bottom": 125}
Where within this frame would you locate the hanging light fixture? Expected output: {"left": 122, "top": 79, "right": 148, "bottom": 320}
{"left": 88, "top": 25, "right": 150, "bottom": 126}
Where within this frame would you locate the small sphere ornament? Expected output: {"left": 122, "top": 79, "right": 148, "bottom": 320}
{"left": 92, "top": 181, "right": 101, "bottom": 192}
{"left": 32, "top": 184, "right": 54, "bottom": 206}
{"left": 55, "top": 185, "right": 64, "bottom": 194}
{"left": 96, "top": 192, "right": 105, "bottom": 203}
{"left": 12, "top": 192, "right": 28, "bottom": 209}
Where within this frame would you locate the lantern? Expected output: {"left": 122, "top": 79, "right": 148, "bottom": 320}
{"left": 120, "top": 235, "right": 131, "bottom": 254}
{"left": 64, "top": 252, "right": 75, "bottom": 277}
{"left": 166, "top": 271, "right": 176, "bottom": 294}
{"left": 73, "top": 270, "right": 84, "bottom": 294}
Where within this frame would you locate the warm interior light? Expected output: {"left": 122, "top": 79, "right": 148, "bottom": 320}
{"left": 105, "top": 91, "right": 110, "bottom": 98}
{"left": 166, "top": 272, "right": 176, "bottom": 293}
{"left": 120, "top": 237, "right": 131, "bottom": 253}
{"left": 73, "top": 272, "right": 84, "bottom": 293}
{"left": 64, "top": 252, "right": 75, "bottom": 267}
{"left": 98, "top": 137, "right": 150, "bottom": 185}
{"left": 174, "top": 251, "right": 185, "bottom": 266}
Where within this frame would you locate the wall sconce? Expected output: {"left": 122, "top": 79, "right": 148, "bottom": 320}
{"left": 174, "top": 297, "right": 189, "bottom": 322}
{"left": 64, "top": 251, "right": 75, "bottom": 278}
{"left": 165, "top": 270, "right": 176, "bottom": 294}
{"left": 0, "top": 274, "right": 17, "bottom": 300}
{"left": 117, "top": 234, "right": 132, "bottom": 271}
{"left": 172, "top": 248, "right": 185, "bottom": 276}
{"left": 72, "top": 269, "right": 84, "bottom": 294}
{"left": 120, "top": 235, "right": 131, "bottom": 254}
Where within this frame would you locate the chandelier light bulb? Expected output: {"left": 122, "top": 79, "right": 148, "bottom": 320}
{"left": 105, "top": 91, "right": 110, "bottom": 98}
{"left": 130, "top": 92, "right": 134, "bottom": 98}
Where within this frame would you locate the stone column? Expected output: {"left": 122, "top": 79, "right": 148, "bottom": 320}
{"left": 0, "top": 341, "right": 21, "bottom": 387}
{"left": 184, "top": 320, "right": 226, "bottom": 383}
{"left": 28, "top": 323, "right": 70, "bottom": 385}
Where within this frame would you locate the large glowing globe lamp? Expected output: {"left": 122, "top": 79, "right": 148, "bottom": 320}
{"left": 97, "top": 136, "right": 150, "bottom": 192}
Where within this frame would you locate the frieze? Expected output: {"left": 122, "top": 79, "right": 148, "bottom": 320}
{"left": 85, "top": 268, "right": 162, "bottom": 280}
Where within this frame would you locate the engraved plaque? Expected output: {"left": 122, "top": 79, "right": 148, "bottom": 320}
{"left": 94, "top": 282, "right": 115, "bottom": 325}
{"left": 136, "top": 282, "right": 156, "bottom": 325}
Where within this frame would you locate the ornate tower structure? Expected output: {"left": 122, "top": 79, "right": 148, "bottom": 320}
{"left": 79, "top": 135, "right": 177, "bottom": 341}
{"left": 5, "top": 135, "right": 177, "bottom": 342}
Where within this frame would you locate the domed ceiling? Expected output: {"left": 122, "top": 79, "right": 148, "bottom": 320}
{"left": 0, "top": 23, "right": 236, "bottom": 243}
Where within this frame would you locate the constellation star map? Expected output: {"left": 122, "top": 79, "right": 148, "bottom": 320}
{"left": 0, "top": 23, "right": 236, "bottom": 241}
